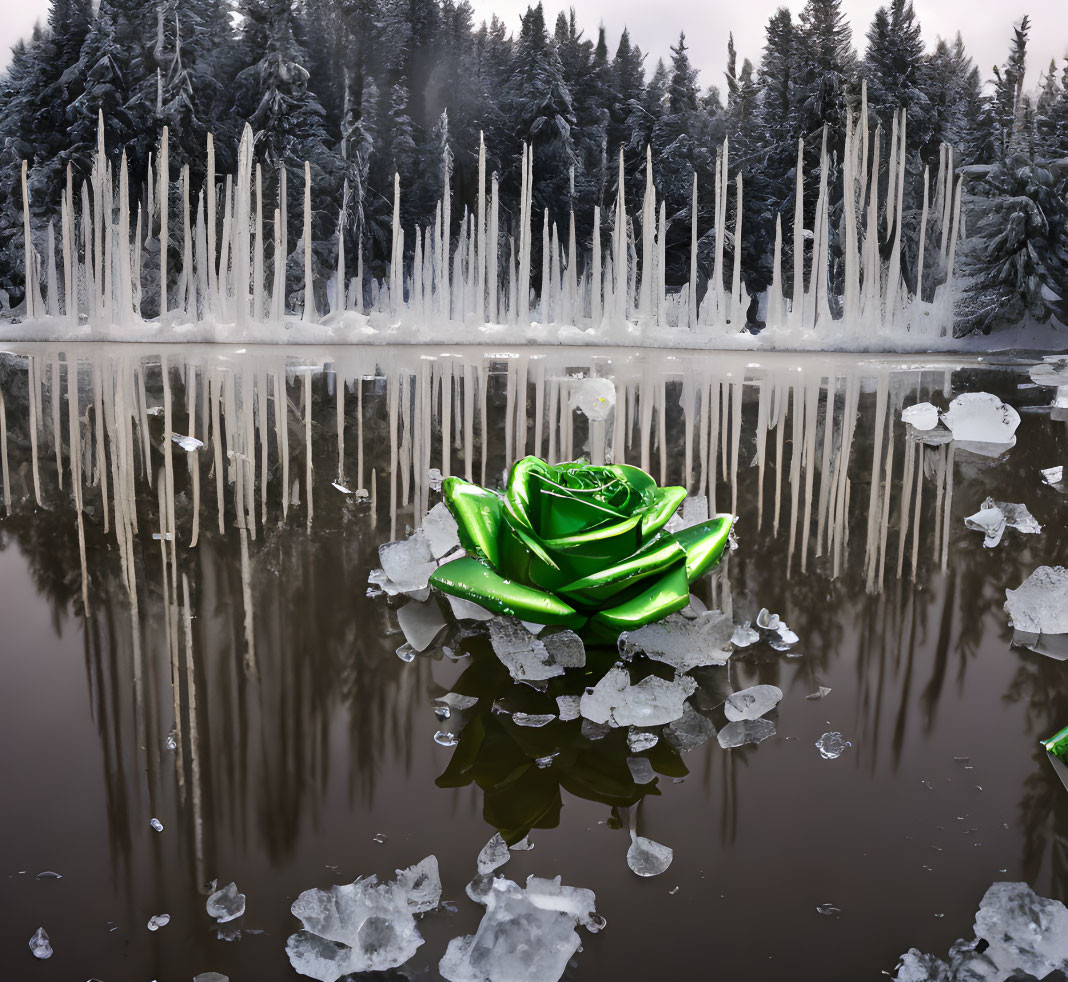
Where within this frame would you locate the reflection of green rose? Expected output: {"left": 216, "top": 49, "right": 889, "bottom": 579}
{"left": 429, "top": 457, "right": 733, "bottom": 642}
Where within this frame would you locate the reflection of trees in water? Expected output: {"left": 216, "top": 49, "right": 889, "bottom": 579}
{"left": 1, "top": 347, "right": 1066, "bottom": 893}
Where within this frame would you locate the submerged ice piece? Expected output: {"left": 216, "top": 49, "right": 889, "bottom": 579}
{"left": 941, "top": 392, "right": 1021, "bottom": 449}
{"left": 207, "top": 881, "right": 246, "bottom": 923}
{"left": 815, "top": 732, "right": 851, "bottom": 760}
{"left": 440, "top": 875, "right": 599, "bottom": 982}
{"left": 487, "top": 618, "right": 585, "bottom": 682}
{"left": 1004, "top": 567, "right": 1068, "bottom": 635}
{"left": 724, "top": 684, "right": 783, "bottom": 722}
{"left": 893, "top": 881, "right": 1068, "bottom": 981}
{"left": 626, "top": 832, "right": 673, "bottom": 877}
{"left": 580, "top": 666, "right": 697, "bottom": 728}
{"left": 28, "top": 927, "right": 52, "bottom": 959}
{"left": 286, "top": 856, "right": 441, "bottom": 981}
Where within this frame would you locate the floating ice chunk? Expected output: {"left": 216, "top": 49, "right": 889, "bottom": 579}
{"left": 717, "top": 718, "right": 776, "bottom": 749}
{"left": 376, "top": 531, "right": 438, "bottom": 596}
{"left": 619, "top": 611, "right": 733, "bottom": 671}
{"left": 440, "top": 875, "right": 598, "bottom": 982}
{"left": 806, "top": 686, "right": 832, "bottom": 701}
{"left": 397, "top": 600, "right": 447, "bottom": 653}
{"left": 570, "top": 376, "right": 616, "bottom": 421}
{"left": 150, "top": 818, "right": 164, "bottom": 832}
{"left": 580, "top": 667, "right": 697, "bottom": 728}
{"left": 816, "top": 903, "right": 842, "bottom": 917}
{"left": 627, "top": 832, "right": 673, "bottom": 877}
{"left": 1030, "top": 356, "right": 1068, "bottom": 387}
{"left": 1005, "top": 567, "right": 1068, "bottom": 635}
{"left": 755, "top": 608, "right": 781, "bottom": 631}
{"left": 626, "top": 756, "right": 656, "bottom": 784}
{"left": 664, "top": 703, "right": 717, "bottom": 752}
{"left": 172, "top": 433, "right": 204, "bottom": 452}
{"left": 28, "top": 927, "right": 51, "bottom": 959}
{"left": 901, "top": 402, "right": 939, "bottom": 430}
{"left": 207, "top": 882, "right": 246, "bottom": 923}
{"left": 194, "top": 974, "right": 229, "bottom": 982}
{"left": 288, "top": 857, "right": 440, "bottom": 980}
{"left": 147, "top": 914, "right": 171, "bottom": 931}
{"left": 724, "top": 684, "right": 783, "bottom": 722}
{"left": 774, "top": 624, "right": 799, "bottom": 646}
{"left": 815, "top": 732, "right": 851, "bottom": 759}
{"left": 731, "top": 622, "right": 759, "bottom": 648}
{"left": 521, "top": 620, "right": 545, "bottom": 635}
{"left": 487, "top": 619, "right": 585, "bottom": 682}
{"left": 893, "top": 881, "right": 1068, "bottom": 982}
{"left": 447, "top": 595, "right": 494, "bottom": 621}
{"left": 1042, "top": 465, "right": 1065, "bottom": 489}
{"left": 941, "top": 392, "right": 1021, "bottom": 445}
{"left": 427, "top": 468, "right": 443, "bottom": 492}
{"left": 556, "top": 695, "right": 581, "bottom": 721}
{"left": 434, "top": 730, "right": 459, "bottom": 747}
{"left": 627, "top": 729, "right": 659, "bottom": 752}
{"left": 421, "top": 502, "right": 460, "bottom": 559}
{"left": 395, "top": 856, "right": 442, "bottom": 913}
{"left": 477, "top": 834, "right": 511, "bottom": 875}
{"left": 964, "top": 497, "right": 1042, "bottom": 548}
{"left": 510, "top": 836, "right": 534, "bottom": 852}
{"left": 512, "top": 712, "right": 555, "bottom": 727}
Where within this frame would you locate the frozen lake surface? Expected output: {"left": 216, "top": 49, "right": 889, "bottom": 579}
{"left": 0, "top": 344, "right": 1065, "bottom": 980}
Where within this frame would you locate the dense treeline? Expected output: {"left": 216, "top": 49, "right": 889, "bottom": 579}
{"left": 0, "top": 0, "right": 1066, "bottom": 332}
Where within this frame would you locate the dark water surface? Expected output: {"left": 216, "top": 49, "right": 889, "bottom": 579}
{"left": 0, "top": 344, "right": 1065, "bottom": 981}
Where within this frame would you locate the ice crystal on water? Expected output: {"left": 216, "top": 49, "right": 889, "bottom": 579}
{"left": 487, "top": 619, "right": 585, "bottom": 682}
{"left": 619, "top": 610, "right": 733, "bottom": 671}
{"left": 150, "top": 817, "right": 163, "bottom": 831}
{"left": 476, "top": 834, "right": 511, "bottom": 875}
{"left": 964, "top": 497, "right": 1042, "bottom": 548}
{"left": 626, "top": 832, "right": 674, "bottom": 877}
{"left": 724, "top": 684, "right": 783, "bottom": 722}
{"left": 375, "top": 532, "right": 438, "bottom": 597}
{"left": 627, "top": 729, "right": 659, "bottom": 752}
{"left": 901, "top": 402, "right": 940, "bottom": 430}
{"left": 626, "top": 756, "right": 656, "bottom": 784}
{"left": 731, "top": 622, "right": 760, "bottom": 648}
{"left": 512, "top": 712, "right": 555, "bottom": 727}
{"left": 193, "top": 974, "right": 229, "bottom": 982}
{"left": 815, "top": 732, "right": 851, "bottom": 759}
{"left": 941, "top": 392, "right": 1021, "bottom": 446}
{"left": 421, "top": 502, "right": 460, "bottom": 559}
{"left": 556, "top": 694, "right": 581, "bottom": 721}
{"left": 664, "top": 703, "right": 717, "bottom": 752}
{"left": 1005, "top": 567, "right": 1068, "bottom": 635}
{"left": 447, "top": 595, "right": 494, "bottom": 621}
{"left": 397, "top": 599, "right": 447, "bottom": 653}
{"left": 147, "top": 914, "right": 171, "bottom": 931}
{"left": 28, "top": 927, "right": 52, "bottom": 959}
{"left": 207, "top": 881, "right": 246, "bottom": 923}
{"left": 580, "top": 666, "right": 697, "bottom": 728}
{"left": 287, "top": 857, "right": 441, "bottom": 981}
{"left": 440, "top": 875, "right": 599, "bottom": 982}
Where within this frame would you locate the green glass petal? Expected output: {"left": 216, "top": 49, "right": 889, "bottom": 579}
{"left": 583, "top": 565, "right": 691, "bottom": 643}
{"left": 429, "top": 556, "right": 586, "bottom": 629}
{"left": 556, "top": 536, "right": 687, "bottom": 607}
{"left": 505, "top": 456, "right": 554, "bottom": 535}
{"left": 670, "top": 514, "right": 734, "bottom": 580}
{"left": 1045, "top": 724, "right": 1068, "bottom": 762}
{"left": 640, "top": 485, "right": 688, "bottom": 540}
{"left": 538, "top": 513, "right": 645, "bottom": 582}
{"left": 441, "top": 477, "right": 503, "bottom": 569}
{"left": 498, "top": 513, "right": 568, "bottom": 591}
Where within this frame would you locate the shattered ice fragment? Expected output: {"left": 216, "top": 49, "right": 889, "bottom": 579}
{"left": 206, "top": 882, "right": 246, "bottom": 923}
{"left": 816, "top": 903, "right": 841, "bottom": 917}
{"left": 477, "top": 834, "right": 511, "bottom": 875}
{"left": 421, "top": 502, "right": 460, "bottom": 559}
{"left": 941, "top": 391, "right": 1020, "bottom": 445}
{"left": 440, "top": 875, "right": 599, "bottom": 982}
{"left": 774, "top": 624, "right": 799, "bottom": 645}
{"left": 666, "top": 496, "right": 710, "bottom": 532}
{"left": 627, "top": 729, "right": 659, "bottom": 752}
{"left": 487, "top": 619, "right": 585, "bottom": 682}
{"left": 147, "top": 914, "right": 171, "bottom": 931}
{"left": 376, "top": 532, "right": 438, "bottom": 596}
{"left": 332, "top": 482, "right": 353, "bottom": 494}
{"left": 580, "top": 666, "right": 697, "bottom": 728}
{"left": 815, "top": 732, "right": 851, "bottom": 759}
{"left": 717, "top": 718, "right": 776, "bottom": 749}
{"left": 172, "top": 433, "right": 204, "bottom": 452}
{"left": 447, "top": 595, "right": 494, "bottom": 621}
{"left": 626, "top": 756, "right": 656, "bottom": 784}
{"left": 619, "top": 610, "right": 733, "bottom": 671}
{"left": 194, "top": 974, "right": 230, "bottom": 982}
{"left": 510, "top": 836, "right": 534, "bottom": 851}
{"left": 901, "top": 402, "right": 939, "bottom": 430}
{"left": 731, "top": 622, "right": 759, "bottom": 648}
{"left": 664, "top": 703, "right": 717, "bottom": 752}
{"left": 570, "top": 376, "right": 616, "bottom": 422}
{"left": 1004, "top": 567, "right": 1068, "bottom": 635}
{"left": 892, "top": 881, "right": 1068, "bottom": 982}
{"left": 1041, "top": 465, "right": 1064, "bottom": 488}
{"left": 434, "top": 692, "right": 479, "bottom": 720}
{"left": 581, "top": 718, "right": 611, "bottom": 740}
{"left": 755, "top": 608, "right": 781, "bottom": 631}
{"left": 397, "top": 600, "right": 447, "bottom": 653}
{"left": 556, "top": 695, "right": 581, "bottom": 721}
{"left": 427, "top": 468, "right": 443, "bottom": 492}
{"left": 805, "top": 686, "right": 832, "bottom": 701}
{"left": 287, "top": 857, "right": 440, "bottom": 981}
{"left": 434, "top": 730, "right": 459, "bottom": 747}
{"left": 150, "top": 818, "right": 164, "bottom": 832}
{"left": 724, "top": 684, "right": 783, "bottom": 722}
{"left": 512, "top": 712, "right": 555, "bottom": 727}
{"left": 626, "top": 832, "right": 673, "bottom": 877}
{"left": 28, "top": 927, "right": 52, "bottom": 959}
{"left": 964, "top": 497, "right": 1042, "bottom": 548}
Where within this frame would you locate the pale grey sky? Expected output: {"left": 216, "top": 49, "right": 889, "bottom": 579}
{"left": 1, "top": 0, "right": 1065, "bottom": 92}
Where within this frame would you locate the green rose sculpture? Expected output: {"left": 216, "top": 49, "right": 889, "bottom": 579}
{"left": 429, "top": 456, "right": 734, "bottom": 643}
